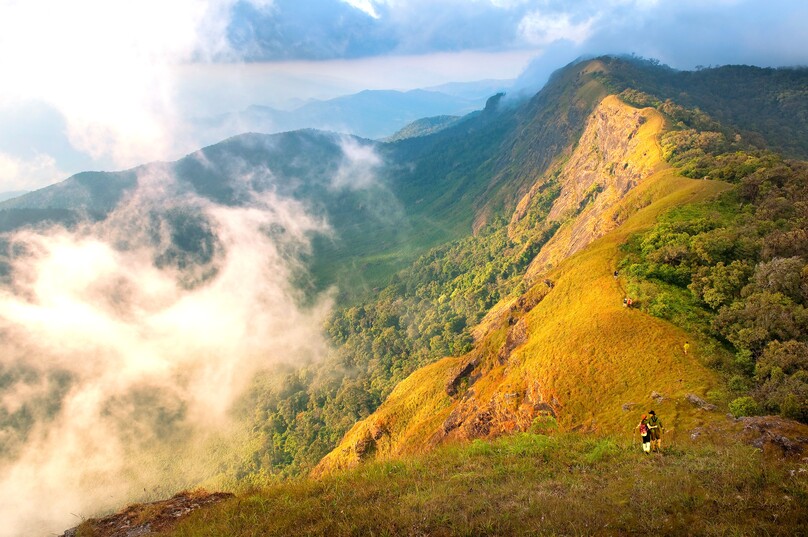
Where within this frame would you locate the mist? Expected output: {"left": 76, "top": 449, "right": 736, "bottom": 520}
{"left": 0, "top": 163, "right": 335, "bottom": 536}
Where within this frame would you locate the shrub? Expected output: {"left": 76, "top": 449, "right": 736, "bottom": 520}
{"left": 780, "top": 393, "right": 807, "bottom": 422}
{"left": 728, "top": 374, "right": 751, "bottom": 393}
{"left": 729, "top": 396, "right": 760, "bottom": 418}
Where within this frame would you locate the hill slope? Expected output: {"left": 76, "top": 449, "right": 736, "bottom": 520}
{"left": 74, "top": 432, "right": 808, "bottom": 537}
{"left": 0, "top": 63, "right": 609, "bottom": 297}
{"left": 314, "top": 95, "right": 731, "bottom": 474}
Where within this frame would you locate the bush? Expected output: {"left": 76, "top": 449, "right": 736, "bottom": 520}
{"left": 735, "top": 348, "right": 756, "bottom": 375}
{"left": 729, "top": 396, "right": 760, "bottom": 418}
{"left": 728, "top": 374, "right": 751, "bottom": 393}
{"left": 780, "top": 393, "right": 807, "bottom": 422}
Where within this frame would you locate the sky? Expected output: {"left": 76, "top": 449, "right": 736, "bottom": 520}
{"left": 1, "top": 0, "right": 807, "bottom": 193}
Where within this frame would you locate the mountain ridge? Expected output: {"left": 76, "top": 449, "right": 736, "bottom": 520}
{"left": 313, "top": 94, "right": 730, "bottom": 475}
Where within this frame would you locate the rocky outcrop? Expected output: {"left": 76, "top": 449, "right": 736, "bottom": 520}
{"left": 60, "top": 491, "right": 233, "bottom": 537}
{"left": 738, "top": 416, "right": 808, "bottom": 457}
{"left": 514, "top": 95, "right": 664, "bottom": 280}
{"left": 686, "top": 393, "right": 718, "bottom": 411}
{"left": 690, "top": 415, "right": 808, "bottom": 458}
{"left": 440, "top": 380, "right": 559, "bottom": 441}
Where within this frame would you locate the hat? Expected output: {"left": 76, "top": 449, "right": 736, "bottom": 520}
{"left": 649, "top": 410, "right": 655, "bottom": 415}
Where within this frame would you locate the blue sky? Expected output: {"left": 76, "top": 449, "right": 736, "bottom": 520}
{"left": 1, "top": 0, "right": 806, "bottom": 191}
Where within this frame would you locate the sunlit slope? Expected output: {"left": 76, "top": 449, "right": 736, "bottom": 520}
{"left": 314, "top": 98, "right": 732, "bottom": 476}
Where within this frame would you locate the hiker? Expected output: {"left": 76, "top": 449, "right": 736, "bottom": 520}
{"left": 636, "top": 415, "right": 651, "bottom": 453}
{"left": 683, "top": 341, "right": 690, "bottom": 355}
{"left": 627, "top": 297, "right": 633, "bottom": 308}
{"left": 647, "top": 410, "right": 663, "bottom": 452}
{"left": 614, "top": 270, "right": 619, "bottom": 278}
{"left": 623, "top": 297, "right": 628, "bottom": 307}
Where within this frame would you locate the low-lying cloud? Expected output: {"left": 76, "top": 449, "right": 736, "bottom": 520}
{"left": 332, "top": 137, "right": 382, "bottom": 190}
{"left": 0, "top": 165, "right": 333, "bottom": 536}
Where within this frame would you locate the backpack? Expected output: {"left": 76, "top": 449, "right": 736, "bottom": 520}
{"left": 640, "top": 423, "right": 648, "bottom": 435}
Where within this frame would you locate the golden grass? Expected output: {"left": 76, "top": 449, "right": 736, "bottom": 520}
{"left": 509, "top": 172, "right": 731, "bottom": 438}
{"left": 163, "top": 433, "right": 808, "bottom": 537}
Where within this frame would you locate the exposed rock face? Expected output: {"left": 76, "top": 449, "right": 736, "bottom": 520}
{"left": 60, "top": 491, "right": 233, "bottom": 537}
{"left": 738, "top": 416, "right": 808, "bottom": 457}
{"left": 516, "top": 95, "right": 663, "bottom": 280}
{"left": 440, "top": 380, "right": 558, "bottom": 441}
{"left": 690, "top": 415, "right": 808, "bottom": 458}
{"left": 686, "top": 393, "right": 718, "bottom": 411}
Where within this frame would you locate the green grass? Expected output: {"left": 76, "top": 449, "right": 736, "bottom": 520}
{"left": 160, "top": 432, "right": 808, "bottom": 536}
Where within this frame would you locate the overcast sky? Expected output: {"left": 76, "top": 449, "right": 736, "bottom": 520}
{"left": 1, "top": 0, "right": 807, "bottom": 191}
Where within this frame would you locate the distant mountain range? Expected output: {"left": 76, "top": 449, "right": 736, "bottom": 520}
{"left": 192, "top": 86, "right": 508, "bottom": 141}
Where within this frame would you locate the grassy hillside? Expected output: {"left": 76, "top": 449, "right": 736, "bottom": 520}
{"left": 312, "top": 91, "right": 733, "bottom": 474}
{"left": 316, "top": 168, "right": 731, "bottom": 473}
{"left": 73, "top": 432, "right": 808, "bottom": 537}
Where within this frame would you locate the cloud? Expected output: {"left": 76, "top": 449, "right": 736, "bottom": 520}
{"left": 341, "top": 0, "right": 381, "bottom": 18}
{"left": 0, "top": 151, "right": 67, "bottom": 193}
{"left": 518, "top": 11, "right": 594, "bottom": 47}
{"left": 225, "top": 0, "right": 808, "bottom": 67}
{"left": 0, "top": 164, "right": 333, "bottom": 535}
{"left": 3, "top": 0, "right": 806, "bottom": 193}
{"left": 0, "top": 0, "right": 276, "bottom": 183}
{"left": 331, "top": 137, "right": 382, "bottom": 190}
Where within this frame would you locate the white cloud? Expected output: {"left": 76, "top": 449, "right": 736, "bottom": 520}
{"left": 0, "top": 151, "right": 67, "bottom": 192}
{"left": 488, "top": 0, "right": 529, "bottom": 8}
{"left": 340, "top": 0, "right": 381, "bottom": 18}
{"left": 518, "top": 10, "right": 595, "bottom": 47}
{"left": 0, "top": 0, "right": 251, "bottom": 171}
{"left": 332, "top": 137, "right": 382, "bottom": 190}
{"left": 0, "top": 165, "right": 333, "bottom": 535}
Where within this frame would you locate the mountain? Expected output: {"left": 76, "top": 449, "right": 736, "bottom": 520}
{"left": 195, "top": 88, "right": 488, "bottom": 141}
{"left": 383, "top": 115, "right": 460, "bottom": 142}
{"left": 0, "top": 191, "right": 26, "bottom": 202}
{"left": 310, "top": 59, "right": 808, "bottom": 474}
{"left": 314, "top": 95, "right": 727, "bottom": 473}
{"left": 6, "top": 55, "right": 808, "bottom": 535}
{"left": 597, "top": 56, "right": 808, "bottom": 159}
{"left": 0, "top": 72, "right": 600, "bottom": 296}
{"left": 424, "top": 79, "right": 513, "bottom": 99}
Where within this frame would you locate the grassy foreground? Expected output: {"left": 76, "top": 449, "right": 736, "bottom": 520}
{"left": 154, "top": 433, "right": 807, "bottom": 537}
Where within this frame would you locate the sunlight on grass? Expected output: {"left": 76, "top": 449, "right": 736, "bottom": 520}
{"left": 162, "top": 432, "right": 808, "bottom": 537}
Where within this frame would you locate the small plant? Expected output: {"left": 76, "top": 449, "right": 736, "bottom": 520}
{"left": 729, "top": 396, "right": 760, "bottom": 417}
{"left": 529, "top": 415, "right": 558, "bottom": 435}
{"left": 780, "top": 393, "right": 807, "bottom": 422}
{"left": 582, "top": 438, "right": 620, "bottom": 465}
